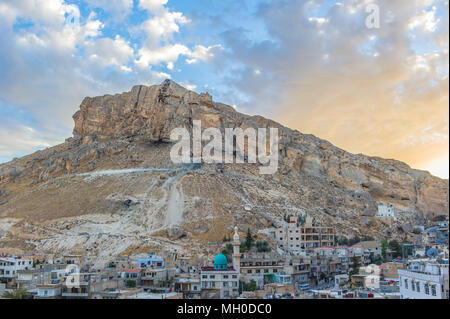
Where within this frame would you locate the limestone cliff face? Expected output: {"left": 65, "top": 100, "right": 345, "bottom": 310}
{"left": 0, "top": 80, "right": 448, "bottom": 261}
{"left": 71, "top": 79, "right": 448, "bottom": 218}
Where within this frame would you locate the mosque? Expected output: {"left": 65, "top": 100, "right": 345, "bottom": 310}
{"left": 200, "top": 226, "right": 241, "bottom": 298}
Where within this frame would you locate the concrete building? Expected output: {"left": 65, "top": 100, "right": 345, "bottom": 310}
{"left": 277, "top": 216, "right": 334, "bottom": 254}
{"left": 35, "top": 283, "right": 62, "bottom": 299}
{"left": 174, "top": 274, "right": 201, "bottom": 299}
{"left": 140, "top": 268, "right": 176, "bottom": 288}
{"left": 135, "top": 253, "right": 165, "bottom": 269}
{"left": 16, "top": 264, "right": 67, "bottom": 289}
{"left": 239, "top": 252, "right": 284, "bottom": 288}
{"left": 399, "top": 260, "right": 449, "bottom": 299}
{"left": 200, "top": 255, "right": 239, "bottom": 299}
{"left": 200, "top": 227, "right": 240, "bottom": 299}
{"left": 380, "top": 262, "right": 405, "bottom": 280}
{"left": 0, "top": 256, "right": 33, "bottom": 286}
{"left": 376, "top": 204, "right": 396, "bottom": 220}
{"left": 61, "top": 273, "right": 92, "bottom": 299}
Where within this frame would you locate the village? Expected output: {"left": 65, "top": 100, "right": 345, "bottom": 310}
{"left": 1, "top": 215, "right": 448, "bottom": 300}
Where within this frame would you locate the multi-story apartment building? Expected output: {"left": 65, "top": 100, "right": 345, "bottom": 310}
{"left": 284, "top": 255, "right": 311, "bottom": 286}
{"left": 277, "top": 216, "right": 335, "bottom": 254}
{"left": 0, "top": 256, "right": 33, "bottom": 285}
{"left": 174, "top": 274, "right": 201, "bottom": 299}
{"left": 239, "top": 252, "right": 284, "bottom": 288}
{"left": 399, "top": 260, "right": 449, "bottom": 299}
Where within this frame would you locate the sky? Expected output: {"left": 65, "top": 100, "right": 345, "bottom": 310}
{"left": 0, "top": 0, "right": 448, "bottom": 179}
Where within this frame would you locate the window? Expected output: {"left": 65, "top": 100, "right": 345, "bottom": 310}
{"left": 404, "top": 279, "right": 408, "bottom": 289}
{"left": 412, "top": 282, "right": 415, "bottom": 291}
{"left": 431, "top": 285, "right": 436, "bottom": 296}
{"left": 232, "top": 275, "right": 237, "bottom": 279}
{"left": 202, "top": 275, "right": 207, "bottom": 279}
{"left": 416, "top": 282, "right": 420, "bottom": 293}
{"left": 247, "top": 270, "right": 252, "bottom": 274}
{"left": 223, "top": 275, "right": 229, "bottom": 279}
{"left": 425, "top": 284, "right": 430, "bottom": 295}
{"left": 210, "top": 275, "right": 215, "bottom": 279}
{"left": 256, "top": 270, "right": 260, "bottom": 273}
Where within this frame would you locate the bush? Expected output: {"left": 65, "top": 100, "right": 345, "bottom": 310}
{"left": 256, "top": 241, "right": 270, "bottom": 252}
{"left": 126, "top": 280, "right": 136, "bottom": 288}
{"left": 2, "top": 289, "right": 33, "bottom": 299}
{"left": 240, "top": 280, "right": 257, "bottom": 292}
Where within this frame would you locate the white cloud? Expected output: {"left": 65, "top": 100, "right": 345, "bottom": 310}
{"left": 85, "top": 35, "right": 134, "bottom": 68}
{"left": 186, "top": 44, "right": 223, "bottom": 64}
{"left": 409, "top": 6, "right": 440, "bottom": 33}
{"left": 135, "top": 44, "right": 190, "bottom": 69}
{"left": 139, "top": 0, "right": 168, "bottom": 12}
{"left": 142, "top": 10, "right": 189, "bottom": 39}
{"left": 138, "top": 0, "right": 189, "bottom": 42}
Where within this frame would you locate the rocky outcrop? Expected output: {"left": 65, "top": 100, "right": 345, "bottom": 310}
{"left": 71, "top": 79, "right": 449, "bottom": 218}
{"left": 0, "top": 80, "right": 448, "bottom": 261}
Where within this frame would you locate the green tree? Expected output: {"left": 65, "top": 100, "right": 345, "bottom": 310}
{"left": 225, "top": 243, "right": 233, "bottom": 254}
{"left": 388, "top": 240, "right": 401, "bottom": 258}
{"left": 240, "top": 280, "right": 257, "bottom": 292}
{"left": 349, "top": 236, "right": 361, "bottom": 246}
{"left": 245, "top": 228, "right": 254, "bottom": 248}
{"left": 349, "top": 256, "right": 361, "bottom": 276}
{"left": 126, "top": 280, "right": 136, "bottom": 288}
{"left": 256, "top": 241, "right": 271, "bottom": 253}
{"left": 336, "top": 236, "right": 349, "bottom": 246}
{"left": 381, "top": 238, "right": 388, "bottom": 261}
{"left": 297, "top": 215, "right": 306, "bottom": 227}
{"left": 2, "top": 289, "right": 33, "bottom": 299}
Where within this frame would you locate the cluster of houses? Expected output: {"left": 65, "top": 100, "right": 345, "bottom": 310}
{"left": 1, "top": 219, "right": 448, "bottom": 299}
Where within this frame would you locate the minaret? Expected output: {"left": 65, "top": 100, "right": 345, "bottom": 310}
{"left": 232, "top": 226, "right": 241, "bottom": 274}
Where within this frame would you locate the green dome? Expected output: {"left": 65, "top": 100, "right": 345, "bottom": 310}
{"left": 213, "top": 253, "right": 228, "bottom": 270}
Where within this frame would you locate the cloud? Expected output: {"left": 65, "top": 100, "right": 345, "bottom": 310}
{"left": 85, "top": 0, "right": 134, "bottom": 21}
{"left": 139, "top": 0, "right": 189, "bottom": 42}
{"left": 135, "top": 44, "right": 190, "bottom": 69}
{"left": 0, "top": 0, "right": 447, "bottom": 180}
{"left": 210, "top": 0, "right": 448, "bottom": 177}
{"left": 409, "top": 5, "right": 440, "bottom": 33}
{"left": 186, "top": 44, "right": 223, "bottom": 64}
{"left": 139, "top": 0, "right": 168, "bottom": 12}
{"left": 86, "top": 35, "right": 134, "bottom": 68}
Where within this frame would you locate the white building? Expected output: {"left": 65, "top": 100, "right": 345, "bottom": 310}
{"left": 376, "top": 204, "right": 396, "bottom": 220}
{"left": 399, "top": 261, "right": 449, "bottom": 299}
{"left": 35, "top": 284, "right": 62, "bottom": 299}
{"left": 200, "top": 227, "right": 240, "bottom": 299}
{"left": 0, "top": 256, "right": 33, "bottom": 279}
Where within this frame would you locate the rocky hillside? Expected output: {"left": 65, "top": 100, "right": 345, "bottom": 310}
{"left": 0, "top": 80, "right": 448, "bottom": 265}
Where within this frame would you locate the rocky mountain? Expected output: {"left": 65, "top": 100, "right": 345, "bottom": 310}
{"left": 0, "top": 80, "right": 448, "bottom": 265}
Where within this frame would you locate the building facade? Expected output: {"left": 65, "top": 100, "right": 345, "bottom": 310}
{"left": 277, "top": 216, "right": 334, "bottom": 254}
{"left": 399, "top": 261, "right": 449, "bottom": 299}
